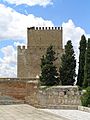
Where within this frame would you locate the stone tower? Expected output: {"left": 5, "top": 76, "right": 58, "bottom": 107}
{"left": 17, "top": 27, "right": 63, "bottom": 78}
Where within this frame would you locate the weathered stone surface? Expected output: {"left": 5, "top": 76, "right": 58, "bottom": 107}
{"left": 42, "top": 109, "right": 90, "bottom": 120}
{"left": 0, "top": 104, "right": 69, "bottom": 120}
{"left": 0, "top": 78, "right": 38, "bottom": 100}
{"left": 26, "top": 85, "right": 81, "bottom": 109}
{"left": 0, "top": 78, "right": 81, "bottom": 109}
{"left": 78, "top": 106, "right": 90, "bottom": 113}
{"left": 17, "top": 27, "right": 63, "bottom": 78}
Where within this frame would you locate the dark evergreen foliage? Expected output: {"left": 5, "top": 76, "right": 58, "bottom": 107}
{"left": 59, "top": 40, "right": 76, "bottom": 85}
{"left": 83, "top": 38, "right": 90, "bottom": 88}
{"left": 40, "top": 45, "right": 59, "bottom": 86}
{"left": 81, "top": 87, "right": 90, "bottom": 107}
{"left": 77, "top": 35, "right": 87, "bottom": 87}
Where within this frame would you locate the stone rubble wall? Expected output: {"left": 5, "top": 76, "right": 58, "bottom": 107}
{"left": 25, "top": 85, "right": 81, "bottom": 109}
{"left": 0, "top": 78, "right": 81, "bottom": 109}
{"left": 38, "top": 86, "right": 80, "bottom": 106}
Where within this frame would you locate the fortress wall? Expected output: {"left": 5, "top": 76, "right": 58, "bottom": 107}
{"left": 0, "top": 78, "right": 38, "bottom": 100}
{"left": 26, "top": 86, "right": 81, "bottom": 109}
{"left": 17, "top": 46, "right": 29, "bottom": 78}
{"left": 17, "top": 46, "right": 63, "bottom": 78}
{"left": 27, "top": 27, "right": 63, "bottom": 48}
{"left": 17, "top": 27, "right": 64, "bottom": 78}
{"left": 27, "top": 46, "right": 64, "bottom": 77}
{"left": 0, "top": 78, "right": 81, "bottom": 109}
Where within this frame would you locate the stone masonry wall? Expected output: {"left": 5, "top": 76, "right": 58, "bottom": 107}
{"left": 17, "top": 27, "right": 64, "bottom": 78}
{"left": 27, "top": 27, "right": 63, "bottom": 48}
{"left": 0, "top": 78, "right": 38, "bottom": 100}
{"left": 26, "top": 85, "right": 81, "bottom": 109}
{"left": 0, "top": 78, "right": 81, "bottom": 109}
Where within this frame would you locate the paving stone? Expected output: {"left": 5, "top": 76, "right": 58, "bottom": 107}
{"left": 0, "top": 104, "right": 66, "bottom": 120}
{"left": 0, "top": 104, "right": 90, "bottom": 120}
{"left": 42, "top": 109, "right": 90, "bottom": 120}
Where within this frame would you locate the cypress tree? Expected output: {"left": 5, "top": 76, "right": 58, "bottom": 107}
{"left": 59, "top": 40, "right": 76, "bottom": 85}
{"left": 40, "top": 45, "right": 59, "bottom": 86}
{"left": 83, "top": 38, "right": 90, "bottom": 88}
{"left": 77, "top": 35, "right": 86, "bottom": 87}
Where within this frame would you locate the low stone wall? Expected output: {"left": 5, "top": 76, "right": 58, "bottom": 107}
{"left": 26, "top": 86, "right": 81, "bottom": 109}
{"left": 78, "top": 106, "right": 90, "bottom": 113}
{"left": 0, "top": 78, "right": 81, "bottom": 109}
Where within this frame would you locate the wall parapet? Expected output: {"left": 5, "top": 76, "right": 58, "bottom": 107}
{"left": 0, "top": 78, "right": 38, "bottom": 100}
{"left": 26, "top": 85, "right": 81, "bottom": 109}
{"left": 0, "top": 78, "right": 81, "bottom": 109}
{"left": 0, "top": 78, "right": 39, "bottom": 82}
{"left": 18, "top": 45, "right": 27, "bottom": 50}
{"left": 27, "top": 27, "right": 62, "bottom": 30}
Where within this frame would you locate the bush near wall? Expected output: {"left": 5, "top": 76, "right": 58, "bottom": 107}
{"left": 81, "top": 87, "right": 90, "bottom": 107}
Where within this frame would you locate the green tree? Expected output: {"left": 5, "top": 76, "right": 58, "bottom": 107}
{"left": 59, "top": 40, "right": 76, "bottom": 85}
{"left": 40, "top": 45, "right": 59, "bottom": 86}
{"left": 77, "top": 35, "right": 87, "bottom": 87}
{"left": 83, "top": 38, "right": 90, "bottom": 88}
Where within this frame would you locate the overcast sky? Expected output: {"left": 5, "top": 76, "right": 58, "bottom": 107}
{"left": 0, "top": 0, "right": 90, "bottom": 77}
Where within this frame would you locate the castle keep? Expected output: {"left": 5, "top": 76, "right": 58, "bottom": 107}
{"left": 0, "top": 27, "right": 81, "bottom": 108}
{"left": 17, "top": 27, "right": 63, "bottom": 78}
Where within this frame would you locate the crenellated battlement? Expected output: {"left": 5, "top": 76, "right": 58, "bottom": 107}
{"left": 18, "top": 45, "right": 27, "bottom": 50}
{"left": 27, "top": 26, "right": 63, "bottom": 48}
{"left": 27, "top": 26, "right": 62, "bottom": 30}
{"left": 18, "top": 26, "right": 63, "bottom": 78}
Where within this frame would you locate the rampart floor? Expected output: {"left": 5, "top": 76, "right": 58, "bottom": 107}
{"left": 0, "top": 104, "right": 90, "bottom": 120}
{"left": 42, "top": 109, "right": 90, "bottom": 120}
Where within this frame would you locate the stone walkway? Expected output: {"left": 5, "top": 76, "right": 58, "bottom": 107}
{"left": 42, "top": 109, "right": 90, "bottom": 120}
{"left": 0, "top": 104, "right": 90, "bottom": 120}
{"left": 0, "top": 104, "right": 67, "bottom": 120}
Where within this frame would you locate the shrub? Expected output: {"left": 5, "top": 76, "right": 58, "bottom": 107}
{"left": 81, "top": 87, "right": 90, "bottom": 107}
